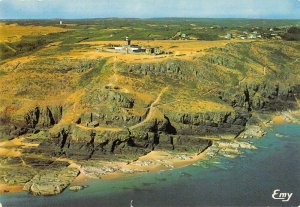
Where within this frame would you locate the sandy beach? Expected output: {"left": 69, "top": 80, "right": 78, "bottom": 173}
{"left": 272, "top": 115, "right": 286, "bottom": 124}
{"left": 98, "top": 150, "right": 208, "bottom": 180}
{"left": 0, "top": 184, "right": 23, "bottom": 194}
{"left": 1, "top": 111, "right": 299, "bottom": 195}
{"left": 68, "top": 149, "right": 208, "bottom": 187}
{"left": 0, "top": 142, "right": 208, "bottom": 194}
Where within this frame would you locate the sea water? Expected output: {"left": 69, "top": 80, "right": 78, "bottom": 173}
{"left": 1, "top": 122, "right": 299, "bottom": 207}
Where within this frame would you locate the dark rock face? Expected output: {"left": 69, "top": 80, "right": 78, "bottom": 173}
{"left": 107, "top": 90, "right": 135, "bottom": 108}
{"left": 22, "top": 157, "right": 69, "bottom": 169}
{"left": 220, "top": 83, "right": 299, "bottom": 112}
{"left": 0, "top": 105, "right": 63, "bottom": 140}
{"left": 26, "top": 82, "right": 299, "bottom": 161}
{"left": 155, "top": 134, "right": 212, "bottom": 153}
{"left": 36, "top": 113, "right": 212, "bottom": 160}
{"left": 78, "top": 86, "right": 142, "bottom": 128}
{"left": 78, "top": 111, "right": 143, "bottom": 129}
{"left": 123, "top": 60, "right": 192, "bottom": 81}
{"left": 0, "top": 125, "right": 28, "bottom": 140}
{"left": 32, "top": 126, "right": 135, "bottom": 160}
{"left": 168, "top": 111, "right": 249, "bottom": 137}
{"left": 25, "top": 106, "right": 63, "bottom": 128}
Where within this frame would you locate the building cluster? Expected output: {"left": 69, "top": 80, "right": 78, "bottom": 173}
{"left": 102, "top": 37, "right": 166, "bottom": 55}
{"left": 225, "top": 28, "right": 282, "bottom": 40}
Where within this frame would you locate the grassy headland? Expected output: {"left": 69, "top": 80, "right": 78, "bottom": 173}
{"left": 0, "top": 18, "right": 299, "bottom": 195}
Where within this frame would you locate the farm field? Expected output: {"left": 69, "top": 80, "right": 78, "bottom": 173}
{"left": 0, "top": 23, "right": 68, "bottom": 42}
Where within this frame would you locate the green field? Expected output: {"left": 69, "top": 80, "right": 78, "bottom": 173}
{"left": 1, "top": 18, "right": 300, "bottom": 60}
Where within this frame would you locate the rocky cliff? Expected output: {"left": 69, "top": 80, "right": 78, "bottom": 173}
{"left": 1, "top": 40, "right": 299, "bottom": 162}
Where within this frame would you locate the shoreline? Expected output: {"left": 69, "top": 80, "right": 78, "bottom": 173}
{"left": 83, "top": 150, "right": 208, "bottom": 182}
{"left": 68, "top": 149, "right": 209, "bottom": 186}
{"left": 0, "top": 110, "right": 299, "bottom": 195}
{"left": 0, "top": 184, "right": 23, "bottom": 194}
{"left": 0, "top": 150, "right": 208, "bottom": 195}
{"left": 70, "top": 108, "right": 299, "bottom": 186}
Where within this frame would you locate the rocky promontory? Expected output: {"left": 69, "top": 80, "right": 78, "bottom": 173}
{"left": 0, "top": 39, "right": 299, "bottom": 196}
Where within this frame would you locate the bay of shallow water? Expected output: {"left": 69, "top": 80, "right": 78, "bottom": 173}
{"left": 1, "top": 123, "right": 299, "bottom": 207}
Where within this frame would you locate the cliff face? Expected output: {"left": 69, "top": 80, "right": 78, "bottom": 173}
{"left": 1, "top": 40, "right": 300, "bottom": 161}
{"left": 219, "top": 82, "right": 298, "bottom": 111}
{"left": 36, "top": 83, "right": 298, "bottom": 161}
{"left": 0, "top": 106, "right": 63, "bottom": 140}
{"left": 31, "top": 115, "right": 212, "bottom": 160}
{"left": 25, "top": 106, "right": 63, "bottom": 128}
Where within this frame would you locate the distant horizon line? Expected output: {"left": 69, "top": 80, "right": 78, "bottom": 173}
{"left": 1, "top": 17, "right": 300, "bottom": 21}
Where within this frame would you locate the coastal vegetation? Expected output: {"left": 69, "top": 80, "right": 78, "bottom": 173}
{"left": 0, "top": 18, "right": 299, "bottom": 196}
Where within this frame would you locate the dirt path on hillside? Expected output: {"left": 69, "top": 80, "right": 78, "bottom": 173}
{"left": 76, "top": 124, "right": 124, "bottom": 132}
{"left": 130, "top": 86, "right": 169, "bottom": 129}
{"left": 73, "top": 86, "right": 168, "bottom": 132}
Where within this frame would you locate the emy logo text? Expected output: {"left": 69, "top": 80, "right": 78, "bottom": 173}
{"left": 272, "top": 189, "right": 293, "bottom": 202}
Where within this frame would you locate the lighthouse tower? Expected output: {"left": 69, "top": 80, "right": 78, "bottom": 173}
{"left": 124, "top": 37, "right": 131, "bottom": 46}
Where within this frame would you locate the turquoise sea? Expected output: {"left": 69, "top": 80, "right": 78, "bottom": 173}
{"left": 1, "top": 122, "right": 299, "bottom": 207}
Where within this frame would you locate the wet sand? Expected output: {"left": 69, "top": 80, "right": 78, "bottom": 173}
{"left": 272, "top": 115, "right": 286, "bottom": 124}
{"left": 99, "top": 150, "right": 208, "bottom": 181}
{"left": 0, "top": 184, "right": 23, "bottom": 194}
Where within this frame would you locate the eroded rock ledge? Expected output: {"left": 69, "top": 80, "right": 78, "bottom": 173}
{"left": 1, "top": 41, "right": 299, "bottom": 196}
{"left": 23, "top": 167, "right": 79, "bottom": 196}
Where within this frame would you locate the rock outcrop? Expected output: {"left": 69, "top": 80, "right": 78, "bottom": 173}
{"left": 167, "top": 111, "right": 250, "bottom": 138}
{"left": 220, "top": 83, "right": 298, "bottom": 112}
{"left": 23, "top": 167, "right": 79, "bottom": 196}
{"left": 1, "top": 40, "right": 299, "bottom": 170}
{"left": 0, "top": 105, "right": 63, "bottom": 140}
{"left": 25, "top": 106, "right": 63, "bottom": 128}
